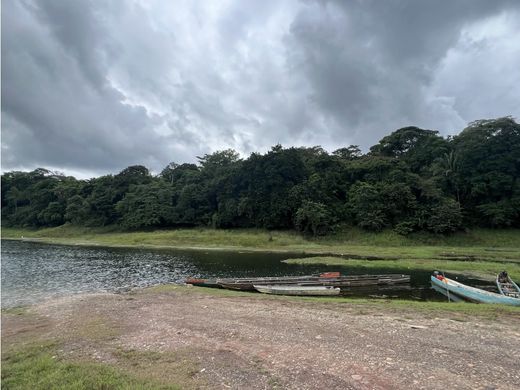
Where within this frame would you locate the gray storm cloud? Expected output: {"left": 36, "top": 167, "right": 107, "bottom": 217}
{"left": 2, "top": 0, "right": 519, "bottom": 178}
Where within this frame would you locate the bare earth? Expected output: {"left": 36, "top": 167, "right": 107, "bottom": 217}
{"left": 3, "top": 286, "right": 520, "bottom": 390}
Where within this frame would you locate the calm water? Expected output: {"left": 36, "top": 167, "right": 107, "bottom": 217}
{"left": 1, "top": 240, "right": 493, "bottom": 307}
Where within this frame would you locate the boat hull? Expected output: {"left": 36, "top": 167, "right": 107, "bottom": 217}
{"left": 185, "top": 278, "right": 221, "bottom": 288}
{"left": 430, "top": 284, "right": 465, "bottom": 302}
{"left": 431, "top": 276, "right": 520, "bottom": 306}
{"left": 254, "top": 285, "right": 340, "bottom": 296}
{"left": 213, "top": 274, "right": 410, "bottom": 291}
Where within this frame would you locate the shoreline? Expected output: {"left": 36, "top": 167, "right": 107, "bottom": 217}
{"left": 4, "top": 234, "right": 520, "bottom": 281}
{"left": 3, "top": 227, "right": 520, "bottom": 259}
{"left": 4, "top": 283, "right": 520, "bottom": 316}
{"left": 1, "top": 236, "right": 315, "bottom": 255}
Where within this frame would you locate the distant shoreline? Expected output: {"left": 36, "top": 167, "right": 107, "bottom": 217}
{"left": 3, "top": 226, "right": 520, "bottom": 281}
{"left": 1, "top": 236, "right": 314, "bottom": 255}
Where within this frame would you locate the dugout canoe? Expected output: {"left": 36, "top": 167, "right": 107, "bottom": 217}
{"left": 215, "top": 274, "right": 410, "bottom": 291}
{"left": 254, "top": 285, "right": 341, "bottom": 296}
{"left": 189, "top": 274, "right": 323, "bottom": 290}
{"left": 431, "top": 274, "right": 520, "bottom": 306}
{"left": 496, "top": 272, "right": 520, "bottom": 298}
{"left": 185, "top": 278, "right": 221, "bottom": 288}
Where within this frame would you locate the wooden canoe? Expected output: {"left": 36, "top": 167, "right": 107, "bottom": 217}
{"left": 187, "top": 274, "right": 410, "bottom": 291}
{"left": 496, "top": 272, "right": 520, "bottom": 298}
{"left": 184, "top": 278, "right": 221, "bottom": 288}
{"left": 431, "top": 275, "right": 520, "bottom": 306}
{"left": 186, "top": 275, "right": 321, "bottom": 290}
{"left": 215, "top": 274, "right": 410, "bottom": 291}
{"left": 254, "top": 285, "right": 340, "bottom": 296}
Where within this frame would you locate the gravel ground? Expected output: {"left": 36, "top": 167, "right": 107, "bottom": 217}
{"left": 3, "top": 287, "right": 520, "bottom": 390}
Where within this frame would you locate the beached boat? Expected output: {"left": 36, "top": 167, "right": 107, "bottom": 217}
{"left": 185, "top": 278, "right": 221, "bottom": 288}
{"left": 431, "top": 274, "right": 520, "bottom": 306}
{"left": 430, "top": 283, "right": 465, "bottom": 302}
{"left": 197, "top": 275, "right": 325, "bottom": 291}
{"left": 214, "top": 274, "right": 410, "bottom": 291}
{"left": 496, "top": 272, "right": 520, "bottom": 298}
{"left": 254, "top": 285, "right": 340, "bottom": 296}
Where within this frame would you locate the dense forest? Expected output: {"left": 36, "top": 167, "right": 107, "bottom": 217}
{"left": 2, "top": 117, "right": 519, "bottom": 235}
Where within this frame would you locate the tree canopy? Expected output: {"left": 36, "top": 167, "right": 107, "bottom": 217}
{"left": 2, "top": 117, "right": 519, "bottom": 234}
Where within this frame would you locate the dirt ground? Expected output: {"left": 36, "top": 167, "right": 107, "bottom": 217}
{"left": 3, "top": 286, "right": 520, "bottom": 390}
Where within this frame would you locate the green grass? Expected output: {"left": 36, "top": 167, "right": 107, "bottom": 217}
{"left": 1, "top": 342, "right": 180, "bottom": 390}
{"left": 112, "top": 348, "right": 201, "bottom": 386}
{"left": 147, "top": 284, "right": 520, "bottom": 319}
{"left": 1, "top": 306, "right": 30, "bottom": 316}
{"left": 282, "top": 256, "right": 520, "bottom": 280}
{"left": 3, "top": 225, "right": 520, "bottom": 260}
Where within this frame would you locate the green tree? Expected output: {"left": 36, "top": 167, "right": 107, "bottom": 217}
{"left": 65, "top": 195, "right": 89, "bottom": 225}
{"left": 116, "top": 182, "right": 175, "bottom": 229}
{"left": 294, "top": 201, "right": 332, "bottom": 236}
{"left": 452, "top": 117, "right": 520, "bottom": 226}
{"left": 371, "top": 127, "right": 449, "bottom": 173}
{"left": 348, "top": 182, "right": 387, "bottom": 231}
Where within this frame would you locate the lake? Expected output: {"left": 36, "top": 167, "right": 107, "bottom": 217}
{"left": 1, "top": 239, "right": 492, "bottom": 307}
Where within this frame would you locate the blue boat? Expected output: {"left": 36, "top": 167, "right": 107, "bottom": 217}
{"left": 430, "top": 283, "right": 465, "bottom": 302}
{"left": 431, "top": 274, "right": 520, "bottom": 306}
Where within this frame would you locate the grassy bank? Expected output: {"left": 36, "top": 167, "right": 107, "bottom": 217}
{"left": 282, "top": 256, "right": 520, "bottom": 280}
{"left": 149, "top": 284, "right": 520, "bottom": 318}
{"left": 1, "top": 342, "right": 181, "bottom": 390}
{"left": 1, "top": 295, "right": 202, "bottom": 390}
{"left": 2, "top": 225, "right": 520, "bottom": 262}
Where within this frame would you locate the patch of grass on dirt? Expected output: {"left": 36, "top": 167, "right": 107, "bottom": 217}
{"left": 336, "top": 298, "right": 520, "bottom": 319}
{"left": 1, "top": 342, "right": 180, "bottom": 390}
{"left": 1, "top": 307, "right": 30, "bottom": 316}
{"left": 282, "top": 257, "right": 520, "bottom": 280}
{"left": 113, "top": 348, "right": 202, "bottom": 388}
{"left": 76, "top": 316, "right": 119, "bottom": 341}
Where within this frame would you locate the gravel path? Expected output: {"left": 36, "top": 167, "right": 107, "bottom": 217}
{"left": 4, "top": 287, "right": 520, "bottom": 389}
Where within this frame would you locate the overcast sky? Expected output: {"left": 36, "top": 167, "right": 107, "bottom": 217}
{"left": 2, "top": 0, "right": 520, "bottom": 178}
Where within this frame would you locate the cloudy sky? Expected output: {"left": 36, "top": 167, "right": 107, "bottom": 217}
{"left": 2, "top": 0, "right": 520, "bottom": 178}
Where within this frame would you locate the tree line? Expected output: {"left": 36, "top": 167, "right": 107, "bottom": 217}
{"left": 2, "top": 117, "right": 519, "bottom": 235}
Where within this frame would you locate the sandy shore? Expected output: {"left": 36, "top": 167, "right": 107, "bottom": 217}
{"left": 3, "top": 286, "right": 520, "bottom": 389}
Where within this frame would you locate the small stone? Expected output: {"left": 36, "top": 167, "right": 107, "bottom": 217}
{"left": 351, "top": 375, "right": 363, "bottom": 380}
